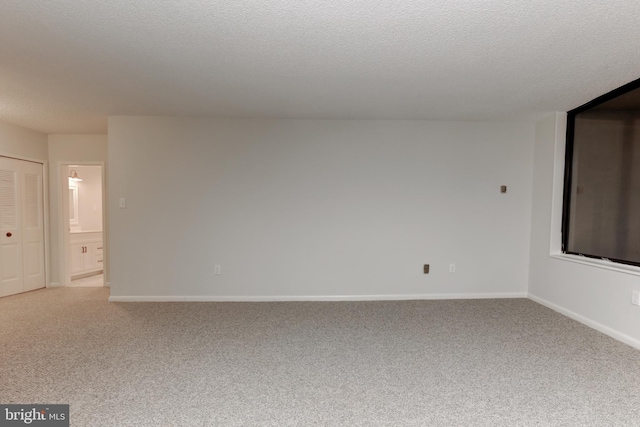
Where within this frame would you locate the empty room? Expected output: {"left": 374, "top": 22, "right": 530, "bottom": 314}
{"left": 1, "top": 1, "right": 639, "bottom": 426}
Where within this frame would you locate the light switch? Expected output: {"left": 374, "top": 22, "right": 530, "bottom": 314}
{"left": 119, "top": 198, "right": 126, "bottom": 208}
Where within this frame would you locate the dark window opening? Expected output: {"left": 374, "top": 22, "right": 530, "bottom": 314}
{"left": 562, "top": 78, "right": 640, "bottom": 267}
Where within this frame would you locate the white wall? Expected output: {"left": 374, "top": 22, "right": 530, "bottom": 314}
{"left": 69, "top": 165, "right": 103, "bottom": 232}
{"left": 0, "top": 120, "right": 47, "bottom": 161}
{"left": 48, "top": 135, "right": 107, "bottom": 285}
{"left": 109, "top": 117, "right": 534, "bottom": 300}
{"left": 528, "top": 113, "right": 640, "bottom": 348}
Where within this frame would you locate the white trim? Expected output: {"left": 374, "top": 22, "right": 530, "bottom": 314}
{"left": 550, "top": 254, "right": 640, "bottom": 277}
{"left": 42, "top": 162, "right": 51, "bottom": 289}
{"left": 549, "top": 112, "right": 567, "bottom": 255}
{"left": 57, "top": 162, "right": 69, "bottom": 286}
{"left": 528, "top": 293, "right": 640, "bottom": 351}
{"left": 108, "top": 292, "right": 527, "bottom": 302}
{"left": 47, "top": 282, "right": 62, "bottom": 288}
{"left": 0, "top": 154, "right": 46, "bottom": 164}
{"left": 100, "top": 163, "right": 109, "bottom": 287}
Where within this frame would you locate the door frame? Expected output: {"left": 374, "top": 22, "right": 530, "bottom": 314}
{"left": 0, "top": 154, "right": 49, "bottom": 290}
{"left": 57, "top": 161, "right": 108, "bottom": 287}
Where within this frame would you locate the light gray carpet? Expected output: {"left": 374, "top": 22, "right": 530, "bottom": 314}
{"left": 1, "top": 288, "right": 639, "bottom": 426}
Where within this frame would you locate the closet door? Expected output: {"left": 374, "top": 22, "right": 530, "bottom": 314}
{"left": 21, "top": 160, "right": 45, "bottom": 292}
{"left": 0, "top": 157, "right": 45, "bottom": 297}
{"left": 0, "top": 157, "right": 23, "bottom": 297}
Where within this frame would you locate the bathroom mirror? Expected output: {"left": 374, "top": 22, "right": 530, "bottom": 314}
{"left": 69, "top": 185, "right": 79, "bottom": 225}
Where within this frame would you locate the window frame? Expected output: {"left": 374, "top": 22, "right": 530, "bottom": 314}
{"left": 561, "top": 77, "right": 640, "bottom": 268}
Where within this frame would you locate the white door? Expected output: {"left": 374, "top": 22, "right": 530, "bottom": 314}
{"left": 0, "top": 157, "right": 23, "bottom": 297}
{"left": 21, "top": 160, "right": 45, "bottom": 292}
{"left": 70, "top": 243, "right": 84, "bottom": 275}
{"left": 0, "top": 157, "right": 45, "bottom": 297}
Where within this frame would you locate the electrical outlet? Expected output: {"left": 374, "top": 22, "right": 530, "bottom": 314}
{"left": 214, "top": 265, "right": 221, "bottom": 275}
{"left": 449, "top": 263, "right": 456, "bottom": 273}
{"left": 632, "top": 290, "right": 640, "bottom": 306}
{"left": 119, "top": 198, "right": 126, "bottom": 208}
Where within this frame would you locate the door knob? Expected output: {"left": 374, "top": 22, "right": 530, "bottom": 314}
{"left": 6, "top": 232, "right": 11, "bottom": 237}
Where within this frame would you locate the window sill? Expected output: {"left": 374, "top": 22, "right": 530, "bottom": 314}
{"left": 550, "top": 253, "right": 640, "bottom": 277}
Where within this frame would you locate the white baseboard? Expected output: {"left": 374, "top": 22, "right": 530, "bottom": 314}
{"left": 108, "top": 292, "right": 527, "bottom": 303}
{"left": 47, "top": 282, "right": 62, "bottom": 288}
{"left": 528, "top": 293, "right": 640, "bottom": 351}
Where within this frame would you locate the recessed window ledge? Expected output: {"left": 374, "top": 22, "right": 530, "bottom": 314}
{"left": 550, "top": 253, "right": 640, "bottom": 277}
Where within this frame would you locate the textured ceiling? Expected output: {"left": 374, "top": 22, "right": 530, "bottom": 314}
{"left": 1, "top": 0, "right": 640, "bottom": 134}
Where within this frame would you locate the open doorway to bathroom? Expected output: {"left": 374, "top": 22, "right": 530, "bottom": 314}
{"left": 63, "top": 164, "right": 105, "bottom": 287}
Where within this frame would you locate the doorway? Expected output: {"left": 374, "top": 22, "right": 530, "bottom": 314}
{"left": 61, "top": 164, "right": 105, "bottom": 287}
